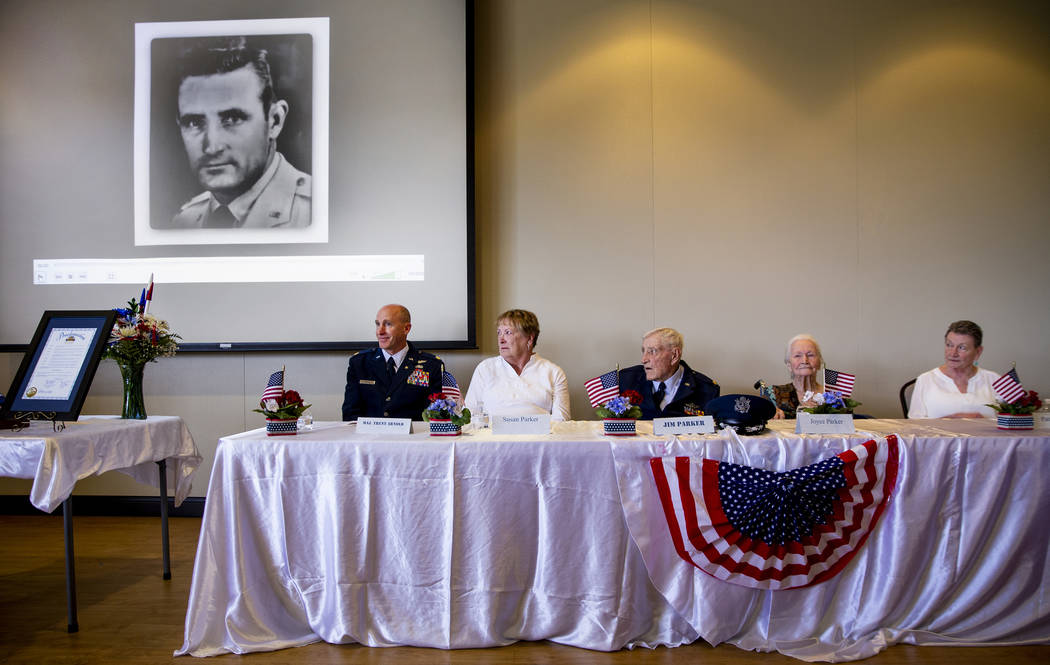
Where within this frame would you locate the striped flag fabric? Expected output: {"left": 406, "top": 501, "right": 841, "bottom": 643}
{"left": 649, "top": 435, "right": 899, "bottom": 589}
{"left": 143, "top": 273, "right": 154, "bottom": 314}
{"left": 993, "top": 368, "right": 1025, "bottom": 404}
{"left": 585, "top": 369, "right": 620, "bottom": 407}
{"left": 262, "top": 370, "right": 284, "bottom": 402}
{"left": 824, "top": 368, "right": 855, "bottom": 397}
{"left": 441, "top": 370, "right": 462, "bottom": 400}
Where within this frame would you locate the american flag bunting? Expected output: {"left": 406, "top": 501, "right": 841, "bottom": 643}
{"left": 649, "top": 435, "right": 899, "bottom": 589}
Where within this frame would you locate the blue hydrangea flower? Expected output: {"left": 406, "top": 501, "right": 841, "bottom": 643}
{"left": 824, "top": 391, "right": 845, "bottom": 409}
{"left": 606, "top": 395, "right": 631, "bottom": 416}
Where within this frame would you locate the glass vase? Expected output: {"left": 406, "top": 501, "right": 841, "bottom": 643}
{"left": 119, "top": 360, "right": 148, "bottom": 420}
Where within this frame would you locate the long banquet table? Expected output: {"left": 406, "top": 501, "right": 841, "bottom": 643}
{"left": 176, "top": 419, "right": 1050, "bottom": 661}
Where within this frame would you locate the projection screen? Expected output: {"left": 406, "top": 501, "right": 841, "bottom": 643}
{"left": 0, "top": 0, "right": 473, "bottom": 353}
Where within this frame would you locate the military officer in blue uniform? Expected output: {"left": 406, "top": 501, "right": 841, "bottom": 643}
{"left": 169, "top": 37, "right": 311, "bottom": 229}
{"left": 618, "top": 327, "right": 720, "bottom": 420}
{"left": 342, "top": 304, "right": 444, "bottom": 420}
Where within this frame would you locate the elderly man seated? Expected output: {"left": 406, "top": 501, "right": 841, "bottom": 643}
{"left": 618, "top": 327, "right": 720, "bottom": 419}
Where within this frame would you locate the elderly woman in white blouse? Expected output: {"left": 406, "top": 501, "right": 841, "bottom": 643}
{"left": 464, "top": 309, "right": 571, "bottom": 421}
{"left": 908, "top": 320, "right": 998, "bottom": 419}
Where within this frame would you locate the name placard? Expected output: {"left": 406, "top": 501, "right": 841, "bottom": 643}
{"left": 491, "top": 413, "right": 551, "bottom": 435}
{"left": 356, "top": 417, "right": 412, "bottom": 434}
{"left": 654, "top": 416, "right": 716, "bottom": 435}
{"left": 795, "top": 413, "right": 855, "bottom": 434}
{"left": 1036, "top": 412, "right": 1050, "bottom": 430}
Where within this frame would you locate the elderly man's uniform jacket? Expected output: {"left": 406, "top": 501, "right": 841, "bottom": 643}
{"left": 342, "top": 342, "right": 444, "bottom": 421}
{"left": 170, "top": 153, "right": 311, "bottom": 229}
{"left": 618, "top": 361, "right": 720, "bottom": 420}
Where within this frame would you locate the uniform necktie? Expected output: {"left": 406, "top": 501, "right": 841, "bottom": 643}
{"left": 387, "top": 357, "right": 397, "bottom": 378}
{"left": 653, "top": 382, "right": 666, "bottom": 410}
{"left": 204, "top": 205, "right": 237, "bottom": 228}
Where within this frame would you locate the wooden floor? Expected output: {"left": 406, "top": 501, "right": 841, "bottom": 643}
{"left": 0, "top": 515, "right": 1046, "bottom": 665}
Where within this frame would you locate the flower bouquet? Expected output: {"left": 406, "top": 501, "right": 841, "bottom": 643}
{"left": 798, "top": 391, "right": 861, "bottom": 415}
{"left": 422, "top": 393, "right": 471, "bottom": 436}
{"left": 987, "top": 390, "right": 1041, "bottom": 430}
{"left": 596, "top": 390, "right": 643, "bottom": 436}
{"left": 104, "top": 296, "right": 180, "bottom": 419}
{"left": 254, "top": 380, "right": 311, "bottom": 436}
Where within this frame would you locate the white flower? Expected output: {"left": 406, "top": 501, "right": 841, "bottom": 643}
{"left": 264, "top": 399, "right": 280, "bottom": 411}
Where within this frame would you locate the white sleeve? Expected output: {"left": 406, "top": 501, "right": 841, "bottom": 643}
{"left": 550, "top": 365, "right": 571, "bottom": 422}
{"left": 907, "top": 373, "right": 929, "bottom": 419}
{"left": 464, "top": 362, "right": 487, "bottom": 416}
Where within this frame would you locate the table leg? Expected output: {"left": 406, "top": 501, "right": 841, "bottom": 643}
{"left": 62, "top": 496, "right": 78, "bottom": 633}
{"left": 157, "top": 459, "right": 171, "bottom": 580}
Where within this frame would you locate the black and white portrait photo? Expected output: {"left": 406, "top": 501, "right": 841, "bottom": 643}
{"left": 134, "top": 18, "right": 329, "bottom": 246}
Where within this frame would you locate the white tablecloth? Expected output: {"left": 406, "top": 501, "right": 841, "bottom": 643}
{"left": 0, "top": 416, "right": 201, "bottom": 512}
{"left": 176, "top": 419, "right": 1050, "bottom": 661}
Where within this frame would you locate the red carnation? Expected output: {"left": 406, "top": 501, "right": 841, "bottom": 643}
{"left": 284, "top": 390, "right": 302, "bottom": 405}
{"left": 622, "top": 390, "right": 643, "bottom": 405}
{"left": 428, "top": 393, "right": 444, "bottom": 402}
{"left": 1020, "top": 390, "right": 1042, "bottom": 409}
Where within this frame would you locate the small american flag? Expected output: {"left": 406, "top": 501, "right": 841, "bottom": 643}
{"left": 441, "top": 370, "right": 462, "bottom": 400}
{"left": 262, "top": 370, "right": 284, "bottom": 402}
{"left": 824, "top": 368, "right": 855, "bottom": 397}
{"left": 143, "top": 274, "right": 154, "bottom": 314}
{"left": 993, "top": 368, "right": 1025, "bottom": 404}
{"left": 585, "top": 370, "right": 620, "bottom": 407}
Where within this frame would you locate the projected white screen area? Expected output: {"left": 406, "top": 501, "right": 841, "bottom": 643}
{"left": 0, "top": 2, "right": 472, "bottom": 350}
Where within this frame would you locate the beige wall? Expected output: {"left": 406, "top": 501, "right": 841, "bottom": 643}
{"left": 2, "top": 0, "right": 1049, "bottom": 498}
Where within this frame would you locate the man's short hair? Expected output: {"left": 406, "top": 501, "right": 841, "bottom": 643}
{"left": 176, "top": 36, "right": 276, "bottom": 114}
{"left": 945, "top": 320, "right": 983, "bottom": 347}
{"left": 643, "top": 327, "right": 683, "bottom": 353}
{"left": 498, "top": 309, "right": 541, "bottom": 347}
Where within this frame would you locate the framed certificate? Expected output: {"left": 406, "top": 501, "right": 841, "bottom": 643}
{"left": 2, "top": 310, "right": 117, "bottom": 421}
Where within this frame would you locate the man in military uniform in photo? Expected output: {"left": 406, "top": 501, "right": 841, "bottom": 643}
{"left": 342, "top": 304, "right": 444, "bottom": 421}
{"left": 170, "top": 36, "right": 310, "bottom": 229}
{"left": 618, "top": 327, "right": 720, "bottom": 420}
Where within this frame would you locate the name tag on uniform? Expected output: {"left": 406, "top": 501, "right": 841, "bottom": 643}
{"left": 492, "top": 414, "right": 551, "bottom": 435}
{"left": 654, "top": 416, "right": 715, "bottom": 434}
{"left": 357, "top": 417, "right": 411, "bottom": 434}
{"left": 359, "top": 379, "right": 376, "bottom": 385}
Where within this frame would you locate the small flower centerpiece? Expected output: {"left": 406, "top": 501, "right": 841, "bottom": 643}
{"left": 103, "top": 297, "right": 180, "bottom": 419}
{"left": 987, "top": 390, "right": 1041, "bottom": 430}
{"left": 254, "top": 369, "right": 310, "bottom": 435}
{"left": 596, "top": 390, "right": 643, "bottom": 436}
{"left": 798, "top": 391, "right": 861, "bottom": 415}
{"left": 422, "top": 393, "right": 471, "bottom": 436}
